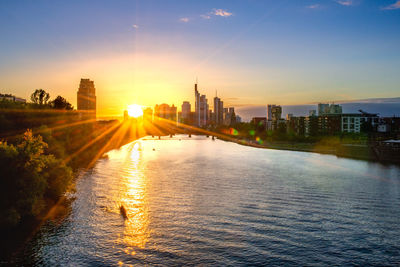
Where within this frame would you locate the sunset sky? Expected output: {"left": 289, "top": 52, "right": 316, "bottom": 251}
{"left": 1, "top": 0, "right": 399, "bottom": 116}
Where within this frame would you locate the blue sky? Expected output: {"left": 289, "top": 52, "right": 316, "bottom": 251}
{"left": 0, "top": 0, "right": 399, "bottom": 116}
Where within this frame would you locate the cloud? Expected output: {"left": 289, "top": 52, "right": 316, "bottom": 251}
{"left": 179, "top": 17, "right": 189, "bottom": 23}
{"left": 132, "top": 24, "right": 139, "bottom": 29}
{"left": 307, "top": 4, "right": 320, "bottom": 9}
{"left": 200, "top": 8, "right": 233, "bottom": 19}
{"left": 213, "top": 9, "right": 233, "bottom": 17}
{"left": 382, "top": 0, "right": 400, "bottom": 10}
{"left": 336, "top": 0, "right": 353, "bottom": 6}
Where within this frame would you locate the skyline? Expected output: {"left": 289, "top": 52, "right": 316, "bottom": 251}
{"left": 1, "top": 0, "right": 400, "bottom": 116}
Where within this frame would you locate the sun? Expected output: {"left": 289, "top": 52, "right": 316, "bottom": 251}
{"left": 127, "top": 104, "right": 143, "bottom": 118}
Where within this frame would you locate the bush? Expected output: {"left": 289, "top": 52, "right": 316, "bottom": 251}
{"left": 0, "top": 130, "right": 73, "bottom": 227}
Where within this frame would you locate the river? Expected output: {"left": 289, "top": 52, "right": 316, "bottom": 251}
{"left": 15, "top": 135, "right": 400, "bottom": 266}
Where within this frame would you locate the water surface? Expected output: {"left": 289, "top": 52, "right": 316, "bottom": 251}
{"left": 19, "top": 135, "right": 400, "bottom": 266}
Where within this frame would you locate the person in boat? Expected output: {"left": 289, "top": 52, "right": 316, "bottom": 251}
{"left": 120, "top": 205, "right": 128, "bottom": 219}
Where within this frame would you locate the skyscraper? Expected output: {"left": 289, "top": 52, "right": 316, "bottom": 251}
{"left": 77, "top": 78, "right": 96, "bottom": 117}
{"left": 195, "top": 83, "right": 200, "bottom": 126}
{"left": 181, "top": 101, "right": 191, "bottom": 120}
{"left": 213, "top": 96, "right": 223, "bottom": 125}
{"left": 194, "top": 82, "right": 208, "bottom": 127}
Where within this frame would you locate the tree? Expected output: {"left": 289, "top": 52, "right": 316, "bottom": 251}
{"left": 51, "top": 96, "right": 73, "bottom": 110}
{"left": 31, "top": 89, "right": 50, "bottom": 105}
{"left": 0, "top": 130, "right": 73, "bottom": 227}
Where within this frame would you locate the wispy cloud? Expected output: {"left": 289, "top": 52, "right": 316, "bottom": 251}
{"left": 132, "top": 24, "right": 139, "bottom": 29}
{"left": 200, "top": 8, "right": 233, "bottom": 20}
{"left": 336, "top": 0, "right": 353, "bottom": 6}
{"left": 179, "top": 17, "right": 189, "bottom": 23}
{"left": 213, "top": 9, "right": 233, "bottom": 17}
{"left": 382, "top": 0, "right": 400, "bottom": 10}
{"left": 307, "top": 4, "right": 320, "bottom": 9}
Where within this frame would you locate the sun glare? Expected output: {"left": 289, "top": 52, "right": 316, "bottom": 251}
{"left": 127, "top": 104, "right": 143, "bottom": 118}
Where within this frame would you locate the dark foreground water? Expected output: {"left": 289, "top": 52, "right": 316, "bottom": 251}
{"left": 15, "top": 136, "right": 400, "bottom": 266}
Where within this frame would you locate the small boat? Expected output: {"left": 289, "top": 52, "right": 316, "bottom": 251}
{"left": 120, "top": 205, "right": 128, "bottom": 219}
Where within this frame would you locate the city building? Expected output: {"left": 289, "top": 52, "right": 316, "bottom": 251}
{"left": 318, "top": 114, "right": 342, "bottom": 135}
{"left": 77, "top": 78, "right": 96, "bottom": 117}
{"left": 309, "top": 110, "right": 317, "bottom": 116}
{"left": 0, "top": 93, "right": 26, "bottom": 103}
{"left": 213, "top": 96, "right": 224, "bottom": 125}
{"left": 181, "top": 101, "right": 191, "bottom": 120}
{"left": 287, "top": 116, "right": 306, "bottom": 136}
{"left": 286, "top": 114, "right": 293, "bottom": 120}
{"left": 341, "top": 112, "right": 379, "bottom": 133}
{"left": 194, "top": 83, "right": 209, "bottom": 127}
{"left": 305, "top": 115, "right": 319, "bottom": 136}
{"left": 318, "top": 103, "right": 342, "bottom": 116}
{"left": 266, "top": 105, "right": 282, "bottom": 131}
{"left": 223, "top": 107, "right": 236, "bottom": 126}
{"left": 154, "top": 104, "right": 177, "bottom": 122}
{"left": 267, "top": 104, "right": 277, "bottom": 121}
{"left": 251, "top": 117, "right": 267, "bottom": 130}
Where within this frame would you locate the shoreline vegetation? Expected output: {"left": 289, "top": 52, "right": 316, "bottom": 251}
{"left": 217, "top": 135, "right": 373, "bottom": 161}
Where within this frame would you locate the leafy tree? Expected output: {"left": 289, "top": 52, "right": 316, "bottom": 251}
{"left": 50, "top": 95, "right": 73, "bottom": 110}
{"left": 30, "top": 89, "right": 50, "bottom": 105}
{"left": 0, "top": 130, "right": 73, "bottom": 227}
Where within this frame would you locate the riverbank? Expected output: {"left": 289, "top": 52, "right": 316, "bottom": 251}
{"left": 215, "top": 134, "right": 399, "bottom": 164}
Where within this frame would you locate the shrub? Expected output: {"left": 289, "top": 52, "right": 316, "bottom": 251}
{"left": 0, "top": 130, "right": 73, "bottom": 227}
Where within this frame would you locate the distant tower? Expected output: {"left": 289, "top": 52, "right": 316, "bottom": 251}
{"left": 213, "top": 96, "right": 223, "bottom": 125}
{"left": 77, "top": 78, "right": 96, "bottom": 117}
{"left": 194, "top": 82, "right": 200, "bottom": 126}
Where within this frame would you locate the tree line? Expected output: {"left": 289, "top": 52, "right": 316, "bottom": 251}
{"left": 1, "top": 88, "right": 73, "bottom": 110}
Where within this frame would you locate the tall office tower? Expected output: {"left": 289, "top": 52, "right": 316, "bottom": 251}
{"left": 195, "top": 83, "right": 200, "bottom": 126}
{"left": 199, "top": 94, "right": 208, "bottom": 126}
{"left": 77, "top": 78, "right": 96, "bottom": 117}
{"left": 181, "top": 101, "right": 191, "bottom": 120}
{"left": 194, "top": 82, "right": 208, "bottom": 127}
{"left": 213, "top": 96, "right": 224, "bottom": 125}
{"left": 267, "top": 104, "right": 277, "bottom": 121}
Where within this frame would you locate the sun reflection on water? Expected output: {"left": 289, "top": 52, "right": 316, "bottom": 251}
{"left": 117, "top": 141, "right": 150, "bottom": 254}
